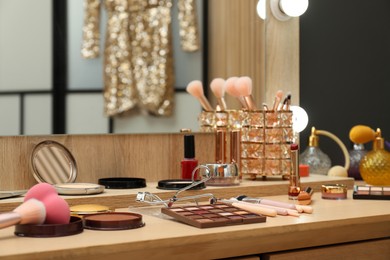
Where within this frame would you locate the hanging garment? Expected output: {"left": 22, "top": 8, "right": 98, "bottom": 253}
{"left": 81, "top": 0, "right": 199, "bottom": 117}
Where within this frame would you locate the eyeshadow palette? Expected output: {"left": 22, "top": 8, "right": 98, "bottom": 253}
{"left": 353, "top": 185, "right": 390, "bottom": 200}
{"left": 161, "top": 203, "right": 266, "bottom": 228}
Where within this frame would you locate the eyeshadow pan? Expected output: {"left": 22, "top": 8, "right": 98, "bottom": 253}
{"left": 353, "top": 185, "right": 390, "bottom": 200}
{"left": 161, "top": 203, "right": 266, "bottom": 228}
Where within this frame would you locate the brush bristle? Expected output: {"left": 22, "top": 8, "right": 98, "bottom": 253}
{"left": 13, "top": 199, "right": 46, "bottom": 225}
{"left": 235, "top": 77, "right": 252, "bottom": 96}
{"left": 186, "top": 80, "right": 204, "bottom": 98}
{"left": 276, "top": 90, "right": 284, "bottom": 99}
{"left": 24, "top": 183, "right": 58, "bottom": 202}
{"left": 210, "top": 78, "right": 225, "bottom": 98}
{"left": 224, "top": 77, "right": 240, "bottom": 97}
{"left": 43, "top": 195, "right": 70, "bottom": 224}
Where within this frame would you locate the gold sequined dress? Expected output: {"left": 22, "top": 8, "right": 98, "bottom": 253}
{"left": 81, "top": 0, "right": 199, "bottom": 116}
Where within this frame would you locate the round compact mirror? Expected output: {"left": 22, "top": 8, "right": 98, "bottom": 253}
{"left": 31, "top": 140, "right": 77, "bottom": 184}
{"left": 31, "top": 140, "right": 104, "bottom": 195}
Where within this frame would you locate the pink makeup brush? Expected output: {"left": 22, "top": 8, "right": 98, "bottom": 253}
{"left": 0, "top": 191, "right": 70, "bottom": 229}
{"left": 210, "top": 78, "right": 227, "bottom": 110}
{"left": 186, "top": 80, "right": 214, "bottom": 111}
{"left": 224, "top": 77, "right": 248, "bottom": 109}
{"left": 235, "top": 76, "right": 257, "bottom": 110}
{"left": 272, "top": 90, "right": 284, "bottom": 111}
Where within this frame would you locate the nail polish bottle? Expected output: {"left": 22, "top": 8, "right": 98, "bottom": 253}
{"left": 181, "top": 135, "right": 198, "bottom": 179}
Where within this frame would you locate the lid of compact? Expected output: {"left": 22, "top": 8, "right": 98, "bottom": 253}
{"left": 14, "top": 216, "right": 83, "bottom": 238}
{"left": 70, "top": 204, "right": 111, "bottom": 215}
{"left": 98, "top": 177, "right": 146, "bottom": 189}
{"left": 31, "top": 140, "right": 78, "bottom": 184}
{"left": 157, "top": 179, "right": 206, "bottom": 190}
{"left": 83, "top": 212, "right": 145, "bottom": 230}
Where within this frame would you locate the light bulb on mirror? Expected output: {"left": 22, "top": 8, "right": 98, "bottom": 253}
{"left": 290, "top": 105, "right": 308, "bottom": 133}
{"left": 256, "top": 0, "right": 267, "bottom": 20}
{"left": 280, "top": 0, "right": 309, "bottom": 17}
{"left": 270, "top": 0, "right": 309, "bottom": 21}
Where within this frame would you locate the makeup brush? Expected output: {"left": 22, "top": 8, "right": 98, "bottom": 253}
{"left": 220, "top": 199, "right": 277, "bottom": 217}
{"left": 186, "top": 80, "right": 213, "bottom": 111}
{"left": 272, "top": 90, "right": 284, "bottom": 111}
{"left": 224, "top": 77, "right": 248, "bottom": 109}
{"left": 235, "top": 76, "right": 257, "bottom": 110}
{"left": 0, "top": 198, "right": 46, "bottom": 229}
{"left": 210, "top": 78, "right": 227, "bottom": 110}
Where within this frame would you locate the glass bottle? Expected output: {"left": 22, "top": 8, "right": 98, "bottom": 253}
{"left": 360, "top": 129, "right": 390, "bottom": 185}
{"left": 347, "top": 143, "right": 367, "bottom": 180}
{"left": 300, "top": 127, "right": 331, "bottom": 175}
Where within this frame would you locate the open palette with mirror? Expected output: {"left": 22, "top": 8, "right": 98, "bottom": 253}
{"left": 30, "top": 140, "right": 104, "bottom": 195}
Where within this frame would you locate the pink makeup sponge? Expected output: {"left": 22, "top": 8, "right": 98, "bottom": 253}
{"left": 24, "top": 183, "right": 57, "bottom": 202}
{"left": 24, "top": 183, "right": 70, "bottom": 224}
{"left": 42, "top": 194, "right": 70, "bottom": 224}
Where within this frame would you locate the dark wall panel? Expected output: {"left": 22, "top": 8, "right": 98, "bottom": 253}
{"left": 300, "top": 0, "right": 390, "bottom": 165}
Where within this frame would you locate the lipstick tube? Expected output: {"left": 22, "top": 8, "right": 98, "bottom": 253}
{"left": 288, "top": 144, "right": 301, "bottom": 199}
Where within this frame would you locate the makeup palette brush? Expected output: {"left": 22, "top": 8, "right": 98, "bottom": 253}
{"left": 186, "top": 80, "right": 214, "bottom": 111}
{"left": 224, "top": 77, "right": 248, "bottom": 109}
{"left": 235, "top": 76, "right": 257, "bottom": 110}
{"left": 210, "top": 78, "right": 227, "bottom": 110}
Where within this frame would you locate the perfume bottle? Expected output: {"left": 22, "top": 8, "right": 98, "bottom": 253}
{"left": 360, "top": 129, "right": 390, "bottom": 186}
{"left": 347, "top": 143, "right": 367, "bottom": 180}
{"left": 300, "top": 127, "right": 331, "bottom": 175}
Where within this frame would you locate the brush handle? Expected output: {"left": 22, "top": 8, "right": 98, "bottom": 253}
{"left": 232, "top": 202, "right": 277, "bottom": 217}
{"left": 295, "top": 205, "right": 313, "bottom": 214}
{"left": 198, "top": 96, "right": 214, "bottom": 111}
{"left": 244, "top": 96, "right": 257, "bottom": 110}
{"left": 0, "top": 212, "right": 21, "bottom": 229}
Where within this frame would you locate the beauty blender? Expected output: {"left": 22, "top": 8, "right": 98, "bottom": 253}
{"left": 235, "top": 76, "right": 257, "bottom": 110}
{"left": 349, "top": 125, "right": 376, "bottom": 144}
{"left": 210, "top": 78, "right": 227, "bottom": 110}
{"left": 41, "top": 194, "right": 70, "bottom": 224}
{"left": 24, "top": 182, "right": 58, "bottom": 202}
{"left": 186, "top": 80, "right": 213, "bottom": 111}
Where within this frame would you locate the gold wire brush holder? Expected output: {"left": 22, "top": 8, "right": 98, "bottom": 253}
{"left": 199, "top": 109, "right": 294, "bottom": 179}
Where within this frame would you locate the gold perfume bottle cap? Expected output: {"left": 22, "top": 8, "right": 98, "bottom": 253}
{"left": 308, "top": 127, "right": 319, "bottom": 147}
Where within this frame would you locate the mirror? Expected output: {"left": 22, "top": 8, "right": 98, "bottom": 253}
{"left": 1, "top": 1, "right": 293, "bottom": 136}
{"left": 31, "top": 140, "right": 77, "bottom": 184}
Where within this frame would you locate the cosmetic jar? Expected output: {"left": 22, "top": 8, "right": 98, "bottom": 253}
{"left": 14, "top": 216, "right": 83, "bottom": 237}
{"left": 321, "top": 184, "right": 347, "bottom": 200}
{"left": 157, "top": 179, "right": 206, "bottom": 190}
{"left": 201, "top": 163, "right": 240, "bottom": 186}
{"left": 98, "top": 177, "right": 146, "bottom": 189}
{"left": 83, "top": 212, "right": 145, "bottom": 230}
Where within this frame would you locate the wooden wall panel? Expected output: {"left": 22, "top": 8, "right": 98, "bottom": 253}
{"left": 0, "top": 133, "right": 215, "bottom": 190}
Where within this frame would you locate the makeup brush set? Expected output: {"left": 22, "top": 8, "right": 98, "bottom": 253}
{"left": 187, "top": 77, "right": 294, "bottom": 179}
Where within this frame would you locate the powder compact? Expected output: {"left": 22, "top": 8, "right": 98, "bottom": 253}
{"left": 83, "top": 212, "right": 145, "bottom": 230}
{"left": 98, "top": 177, "right": 146, "bottom": 189}
{"left": 0, "top": 191, "right": 25, "bottom": 200}
{"left": 14, "top": 216, "right": 83, "bottom": 237}
{"left": 321, "top": 184, "right": 347, "bottom": 200}
{"left": 70, "top": 204, "right": 111, "bottom": 215}
{"left": 161, "top": 203, "right": 266, "bottom": 228}
{"left": 30, "top": 140, "right": 105, "bottom": 195}
{"left": 353, "top": 185, "right": 390, "bottom": 200}
{"left": 157, "top": 179, "right": 206, "bottom": 190}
